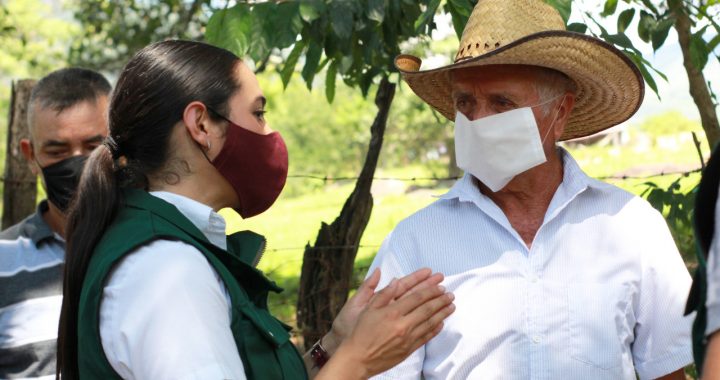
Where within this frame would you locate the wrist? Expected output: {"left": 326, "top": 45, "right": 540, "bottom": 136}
{"left": 329, "top": 341, "right": 371, "bottom": 380}
{"left": 322, "top": 328, "right": 343, "bottom": 356}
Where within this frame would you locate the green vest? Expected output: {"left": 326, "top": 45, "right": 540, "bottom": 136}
{"left": 76, "top": 189, "right": 307, "bottom": 380}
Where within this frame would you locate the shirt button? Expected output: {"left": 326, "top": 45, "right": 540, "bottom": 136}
{"left": 530, "top": 275, "right": 539, "bottom": 283}
{"left": 532, "top": 335, "right": 542, "bottom": 343}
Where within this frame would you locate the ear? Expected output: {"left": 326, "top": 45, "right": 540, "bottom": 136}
{"left": 19, "top": 138, "right": 40, "bottom": 176}
{"left": 182, "top": 101, "right": 212, "bottom": 149}
{"left": 552, "top": 92, "right": 576, "bottom": 141}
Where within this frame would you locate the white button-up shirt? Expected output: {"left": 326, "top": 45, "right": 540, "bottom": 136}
{"left": 99, "top": 191, "right": 247, "bottom": 380}
{"left": 369, "top": 150, "right": 693, "bottom": 380}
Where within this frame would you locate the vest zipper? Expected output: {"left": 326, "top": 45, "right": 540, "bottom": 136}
{"left": 252, "top": 237, "right": 267, "bottom": 267}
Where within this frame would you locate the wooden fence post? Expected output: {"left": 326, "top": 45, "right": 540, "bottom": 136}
{"left": 2, "top": 79, "right": 37, "bottom": 229}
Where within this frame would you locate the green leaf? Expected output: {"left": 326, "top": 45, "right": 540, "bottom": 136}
{"left": 359, "top": 68, "right": 380, "bottom": 97}
{"left": 325, "top": 60, "right": 338, "bottom": 103}
{"left": 205, "top": 5, "right": 252, "bottom": 56}
{"left": 280, "top": 41, "right": 305, "bottom": 89}
{"left": 639, "top": 0, "right": 659, "bottom": 15}
{"left": 448, "top": 0, "right": 473, "bottom": 17}
{"left": 617, "top": 9, "right": 635, "bottom": 33}
{"left": 339, "top": 55, "right": 354, "bottom": 74}
{"left": 302, "top": 41, "right": 323, "bottom": 89}
{"left": 708, "top": 34, "right": 720, "bottom": 52}
{"left": 543, "top": 0, "right": 571, "bottom": 24}
{"left": 690, "top": 31, "right": 710, "bottom": 70}
{"left": 367, "top": 0, "right": 385, "bottom": 23}
{"left": 415, "top": 0, "right": 441, "bottom": 33}
{"left": 637, "top": 11, "right": 655, "bottom": 43}
{"left": 567, "top": 22, "right": 588, "bottom": 34}
{"left": 446, "top": 0, "right": 474, "bottom": 38}
{"left": 265, "top": 2, "right": 302, "bottom": 49}
{"left": 300, "top": 1, "right": 325, "bottom": 23}
{"left": 601, "top": 0, "right": 618, "bottom": 17}
{"left": 329, "top": 1, "right": 354, "bottom": 40}
{"left": 651, "top": 18, "right": 674, "bottom": 51}
{"left": 585, "top": 11, "right": 609, "bottom": 36}
{"left": 627, "top": 51, "right": 660, "bottom": 98}
{"left": 603, "top": 33, "right": 635, "bottom": 51}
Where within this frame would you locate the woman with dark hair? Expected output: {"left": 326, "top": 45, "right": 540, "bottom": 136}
{"left": 56, "top": 40, "right": 454, "bottom": 380}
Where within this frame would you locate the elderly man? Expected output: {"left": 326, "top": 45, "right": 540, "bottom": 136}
{"left": 0, "top": 68, "right": 110, "bottom": 379}
{"left": 368, "top": 0, "right": 693, "bottom": 379}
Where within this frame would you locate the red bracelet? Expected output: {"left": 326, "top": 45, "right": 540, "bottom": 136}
{"left": 310, "top": 338, "right": 330, "bottom": 369}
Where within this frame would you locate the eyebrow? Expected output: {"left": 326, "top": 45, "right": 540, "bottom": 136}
{"left": 41, "top": 134, "right": 105, "bottom": 149}
{"left": 451, "top": 90, "right": 473, "bottom": 100}
{"left": 41, "top": 140, "right": 69, "bottom": 149}
{"left": 255, "top": 96, "right": 267, "bottom": 107}
{"left": 83, "top": 134, "right": 105, "bottom": 144}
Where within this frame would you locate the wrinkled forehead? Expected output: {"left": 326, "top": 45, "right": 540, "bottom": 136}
{"left": 449, "top": 65, "right": 541, "bottom": 99}
{"left": 450, "top": 65, "right": 542, "bottom": 87}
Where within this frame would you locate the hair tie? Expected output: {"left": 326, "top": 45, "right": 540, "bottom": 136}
{"left": 103, "top": 136, "right": 121, "bottom": 159}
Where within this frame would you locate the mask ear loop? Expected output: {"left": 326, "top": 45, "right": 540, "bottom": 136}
{"left": 539, "top": 95, "right": 565, "bottom": 144}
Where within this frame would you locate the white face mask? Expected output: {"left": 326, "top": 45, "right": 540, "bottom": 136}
{"left": 454, "top": 97, "right": 562, "bottom": 192}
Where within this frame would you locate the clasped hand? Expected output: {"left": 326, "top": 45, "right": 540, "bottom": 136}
{"left": 317, "top": 268, "right": 455, "bottom": 379}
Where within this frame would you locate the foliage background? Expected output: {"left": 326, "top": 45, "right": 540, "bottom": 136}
{"left": 0, "top": 0, "right": 715, "bottom": 376}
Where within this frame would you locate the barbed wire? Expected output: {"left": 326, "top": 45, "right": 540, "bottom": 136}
{"left": 0, "top": 168, "right": 701, "bottom": 186}
{"left": 265, "top": 244, "right": 382, "bottom": 253}
{"left": 287, "top": 167, "right": 702, "bottom": 184}
{"left": 257, "top": 168, "right": 703, "bottom": 257}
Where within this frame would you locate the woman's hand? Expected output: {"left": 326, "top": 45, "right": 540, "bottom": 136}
{"left": 321, "top": 268, "right": 383, "bottom": 353}
{"left": 316, "top": 268, "right": 455, "bottom": 379}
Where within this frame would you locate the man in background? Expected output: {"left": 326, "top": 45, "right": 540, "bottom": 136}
{"left": 0, "top": 68, "right": 110, "bottom": 379}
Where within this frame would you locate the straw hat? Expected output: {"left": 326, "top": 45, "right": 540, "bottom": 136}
{"left": 396, "top": 0, "right": 644, "bottom": 140}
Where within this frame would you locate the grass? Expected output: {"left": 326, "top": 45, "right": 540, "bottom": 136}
{"left": 218, "top": 130, "right": 706, "bottom": 324}
{"left": 220, "top": 166, "right": 450, "bottom": 322}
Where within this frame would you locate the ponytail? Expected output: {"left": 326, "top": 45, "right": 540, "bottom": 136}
{"left": 55, "top": 40, "right": 240, "bottom": 379}
{"left": 57, "top": 145, "right": 120, "bottom": 379}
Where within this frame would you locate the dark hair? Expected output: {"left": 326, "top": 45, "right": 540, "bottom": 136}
{"left": 28, "top": 67, "right": 111, "bottom": 128}
{"left": 57, "top": 40, "right": 240, "bottom": 379}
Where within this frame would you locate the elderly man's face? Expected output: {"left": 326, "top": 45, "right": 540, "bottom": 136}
{"left": 450, "top": 65, "right": 562, "bottom": 142}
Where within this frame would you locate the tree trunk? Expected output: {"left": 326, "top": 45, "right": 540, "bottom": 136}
{"left": 2, "top": 79, "right": 37, "bottom": 229}
{"left": 670, "top": 0, "right": 720, "bottom": 149}
{"left": 296, "top": 76, "right": 396, "bottom": 349}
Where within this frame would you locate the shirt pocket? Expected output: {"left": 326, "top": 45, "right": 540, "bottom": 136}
{"left": 567, "top": 282, "right": 630, "bottom": 370}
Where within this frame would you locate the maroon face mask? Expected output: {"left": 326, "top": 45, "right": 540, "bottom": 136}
{"left": 209, "top": 111, "right": 288, "bottom": 218}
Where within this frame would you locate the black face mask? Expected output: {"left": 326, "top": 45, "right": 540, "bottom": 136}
{"left": 39, "top": 155, "right": 88, "bottom": 212}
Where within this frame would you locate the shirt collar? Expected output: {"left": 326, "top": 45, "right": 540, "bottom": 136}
{"left": 21, "top": 201, "right": 59, "bottom": 245}
{"left": 438, "top": 148, "right": 596, "bottom": 226}
{"left": 149, "top": 191, "right": 228, "bottom": 250}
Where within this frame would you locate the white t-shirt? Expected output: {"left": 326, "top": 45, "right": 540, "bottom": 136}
{"left": 99, "top": 191, "right": 247, "bottom": 380}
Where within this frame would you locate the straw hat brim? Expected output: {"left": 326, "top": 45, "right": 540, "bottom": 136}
{"left": 396, "top": 31, "right": 644, "bottom": 141}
